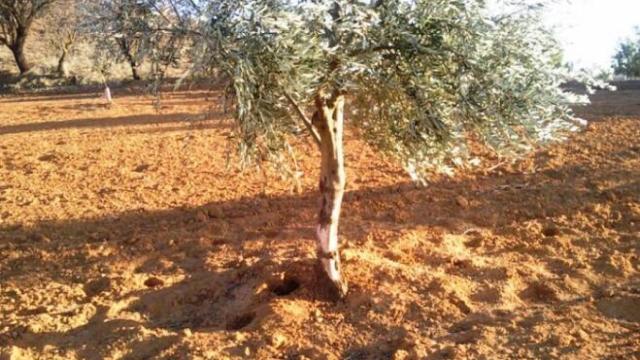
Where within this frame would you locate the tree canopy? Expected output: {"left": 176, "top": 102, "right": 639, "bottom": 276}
{"left": 0, "top": 0, "right": 56, "bottom": 73}
{"left": 613, "top": 29, "right": 640, "bottom": 78}
{"left": 177, "top": 0, "right": 585, "bottom": 178}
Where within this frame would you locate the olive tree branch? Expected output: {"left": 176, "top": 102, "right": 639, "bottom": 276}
{"left": 283, "top": 91, "right": 322, "bottom": 147}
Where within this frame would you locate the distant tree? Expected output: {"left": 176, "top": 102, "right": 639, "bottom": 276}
{"left": 90, "top": 0, "right": 157, "bottom": 80}
{"left": 0, "top": 0, "right": 56, "bottom": 74}
{"left": 613, "top": 32, "right": 640, "bottom": 78}
{"left": 149, "top": 0, "right": 592, "bottom": 297}
{"left": 42, "top": 0, "right": 83, "bottom": 77}
{"left": 46, "top": 0, "right": 86, "bottom": 77}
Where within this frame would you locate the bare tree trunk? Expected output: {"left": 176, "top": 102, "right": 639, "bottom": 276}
{"left": 57, "top": 49, "right": 69, "bottom": 77}
{"left": 313, "top": 93, "right": 348, "bottom": 298}
{"left": 128, "top": 59, "right": 141, "bottom": 81}
{"left": 117, "top": 38, "right": 141, "bottom": 81}
{"left": 10, "top": 29, "right": 30, "bottom": 75}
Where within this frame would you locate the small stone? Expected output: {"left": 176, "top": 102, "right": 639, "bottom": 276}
{"left": 455, "top": 195, "right": 469, "bottom": 209}
{"left": 244, "top": 347, "right": 251, "bottom": 356}
{"left": 270, "top": 332, "right": 287, "bottom": 348}
{"left": 144, "top": 277, "right": 164, "bottom": 288}
{"left": 84, "top": 277, "right": 111, "bottom": 296}
{"left": 183, "top": 328, "right": 192, "bottom": 337}
{"left": 574, "top": 329, "right": 590, "bottom": 341}
{"left": 342, "top": 249, "right": 355, "bottom": 262}
{"left": 134, "top": 164, "right": 151, "bottom": 172}
{"left": 313, "top": 309, "right": 323, "bottom": 322}
{"left": 233, "top": 332, "right": 246, "bottom": 342}
{"left": 393, "top": 349, "right": 410, "bottom": 360}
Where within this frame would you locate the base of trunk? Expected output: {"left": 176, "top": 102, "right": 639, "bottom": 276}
{"left": 316, "top": 257, "right": 348, "bottom": 300}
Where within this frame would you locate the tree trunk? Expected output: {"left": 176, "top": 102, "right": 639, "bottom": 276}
{"left": 313, "top": 93, "right": 348, "bottom": 298}
{"left": 10, "top": 29, "right": 30, "bottom": 75}
{"left": 57, "top": 50, "right": 69, "bottom": 77}
{"left": 117, "top": 39, "right": 141, "bottom": 81}
{"left": 129, "top": 60, "right": 141, "bottom": 81}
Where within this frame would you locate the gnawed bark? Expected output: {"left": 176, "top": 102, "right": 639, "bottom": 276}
{"left": 312, "top": 92, "right": 348, "bottom": 298}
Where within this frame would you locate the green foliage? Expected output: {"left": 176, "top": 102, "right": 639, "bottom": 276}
{"left": 613, "top": 30, "right": 640, "bottom": 78}
{"left": 0, "top": 0, "right": 55, "bottom": 46}
{"left": 166, "top": 0, "right": 588, "bottom": 178}
{"left": 89, "top": 0, "right": 183, "bottom": 80}
{"left": 0, "top": 0, "right": 57, "bottom": 73}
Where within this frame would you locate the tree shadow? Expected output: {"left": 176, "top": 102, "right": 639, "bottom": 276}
{"left": 0, "top": 112, "right": 228, "bottom": 135}
{"left": 573, "top": 81, "right": 640, "bottom": 121}
{"left": 0, "top": 82, "right": 220, "bottom": 102}
{"left": 7, "top": 304, "right": 179, "bottom": 360}
{"left": 0, "top": 92, "right": 102, "bottom": 103}
{"left": 1, "top": 148, "right": 638, "bottom": 355}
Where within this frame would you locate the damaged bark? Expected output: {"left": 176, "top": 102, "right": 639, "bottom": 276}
{"left": 312, "top": 92, "right": 348, "bottom": 298}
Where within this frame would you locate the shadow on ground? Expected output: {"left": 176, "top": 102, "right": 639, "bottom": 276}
{"left": 0, "top": 113, "right": 230, "bottom": 135}
{"left": 1, "top": 148, "right": 638, "bottom": 357}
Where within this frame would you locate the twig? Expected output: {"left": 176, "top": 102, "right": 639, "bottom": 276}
{"left": 485, "top": 159, "right": 509, "bottom": 172}
{"left": 283, "top": 91, "right": 322, "bottom": 147}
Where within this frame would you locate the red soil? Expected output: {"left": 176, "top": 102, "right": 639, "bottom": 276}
{"left": 0, "top": 85, "right": 639, "bottom": 359}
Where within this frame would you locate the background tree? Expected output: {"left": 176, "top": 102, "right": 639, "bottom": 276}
{"left": 90, "top": 0, "right": 158, "bottom": 80}
{"left": 152, "top": 0, "right": 589, "bottom": 297}
{"left": 0, "top": 0, "right": 56, "bottom": 74}
{"left": 42, "top": 0, "right": 83, "bottom": 77}
{"left": 613, "top": 30, "right": 640, "bottom": 78}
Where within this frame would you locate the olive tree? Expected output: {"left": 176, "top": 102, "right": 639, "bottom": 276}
{"left": 90, "top": 0, "right": 158, "bottom": 80}
{"left": 613, "top": 29, "right": 640, "bottom": 78}
{"left": 166, "top": 0, "right": 588, "bottom": 297}
{"left": 42, "top": 0, "right": 83, "bottom": 77}
{"left": 0, "top": 0, "right": 56, "bottom": 74}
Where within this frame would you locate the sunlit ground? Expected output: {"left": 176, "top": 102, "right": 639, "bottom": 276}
{"left": 0, "top": 84, "right": 639, "bottom": 359}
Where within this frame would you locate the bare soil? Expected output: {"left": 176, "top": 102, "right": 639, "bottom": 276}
{"left": 0, "top": 84, "right": 639, "bottom": 359}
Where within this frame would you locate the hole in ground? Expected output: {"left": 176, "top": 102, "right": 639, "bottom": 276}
{"left": 226, "top": 312, "right": 256, "bottom": 331}
{"left": 271, "top": 277, "right": 301, "bottom": 296}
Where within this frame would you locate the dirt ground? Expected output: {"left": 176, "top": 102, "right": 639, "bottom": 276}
{"left": 0, "top": 83, "right": 638, "bottom": 360}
